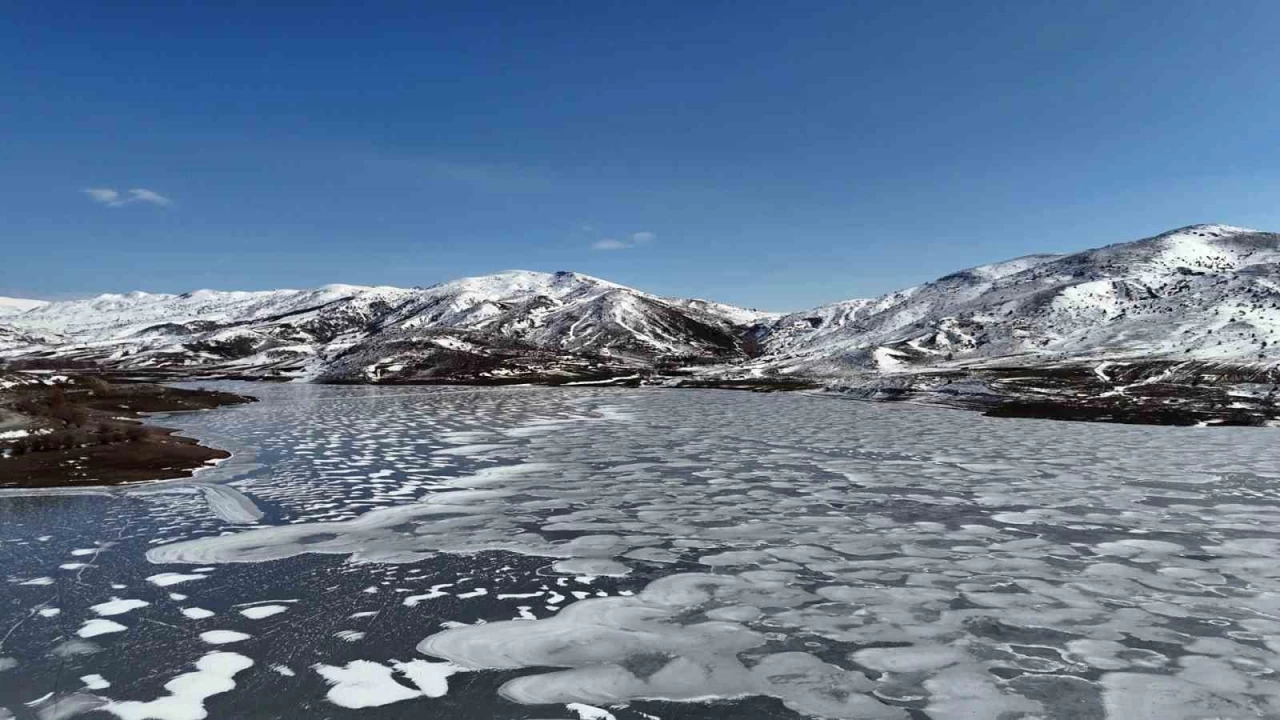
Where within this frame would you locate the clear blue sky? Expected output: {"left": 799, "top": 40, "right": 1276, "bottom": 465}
{"left": 4, "top": 1, "right": 1279, "bottom": 310}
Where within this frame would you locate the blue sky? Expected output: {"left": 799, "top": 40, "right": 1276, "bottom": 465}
{"left": 3, "top": 1, "right": 1279, "bottom": 310}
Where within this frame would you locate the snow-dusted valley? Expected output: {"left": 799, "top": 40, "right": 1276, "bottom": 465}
{"left": 4, "top": 224, "right": 1280, "bottom": 424}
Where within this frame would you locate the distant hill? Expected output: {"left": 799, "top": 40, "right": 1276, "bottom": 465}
{"left": 0, "top": 296, "right": 49, "bottom": 317}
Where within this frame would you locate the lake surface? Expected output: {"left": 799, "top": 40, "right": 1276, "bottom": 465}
{"left": 2, "top": 383, "right": 1280, "bottom": 719}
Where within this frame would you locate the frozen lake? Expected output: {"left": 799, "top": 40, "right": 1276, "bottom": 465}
{"left": 2, "top": 383, "right": 1280, "bottom": 719}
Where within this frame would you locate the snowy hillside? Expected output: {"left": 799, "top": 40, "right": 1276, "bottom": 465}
{"left": 0, "top": 297, "right": 49, "bottom": 317}
{"left": 1, "top": 271, "right": 762, "bottom": 382}
{"left": 754, "top": 224, "right": 1280, "bottom": 375}
{"left": 8, "top": 285, "right": 405, "bottom": 341}
{"left": 314, "top": 271, "right": 764, "bottom": 382}
{"left": 5, "top": 225, "right": 1280, "bottom": 387}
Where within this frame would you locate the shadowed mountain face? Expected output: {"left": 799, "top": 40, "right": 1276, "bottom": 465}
{"left": 3, "top": 225, "right": 1280, "bottom": 386}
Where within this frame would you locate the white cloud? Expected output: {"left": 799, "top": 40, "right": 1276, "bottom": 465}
{"left": 591, "top": 231, "right": 656, "bottom": 251}
{"left": 84, "top": 188, "right": 120, "bottom": 204}
{"left": 126, "top": 188, "right": 172, "bottom": 206}
{"left": 84, "top": 187, "right": 172, "bottom": 208}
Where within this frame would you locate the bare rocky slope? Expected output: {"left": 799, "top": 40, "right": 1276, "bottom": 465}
{"left": 3, "top": 225, "right": 1279, "bottom": 424}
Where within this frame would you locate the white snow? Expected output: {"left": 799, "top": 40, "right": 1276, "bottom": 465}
{"left": 313, "top": 659, "right": 466, "bottom": 709}
{"left": 78, "top": 619, "right": 128, "bottom": 638}
{"left": 81, "top": 674, "right": 111, "bottom": 690}
{"left": 567, "top": 703, "right": 617, "bottom": 720}
{"left": 104, "top": 652, "right": 252, "bottom": 720}
{"left": 90, "top": 598, "right": 150, "bottom": 616}
{"left": 872, "top": 346, "right": 909, "bottom": 373}
{"left": 146, "top": 572, "right": 206, "bottom": 587}
{"left": 0, "top": 296, "right": 48, "bottom": 317}
{"left": 238, "top": 605, "right": 288, "bottom": 620}
{"left": 403, "top": 584, "right": 453, "bottom": 607}
{"left": 313, "top": 660, "right": 418, "bottom": 709}
{"left": 199, "top": 630, "right": 250, "bottom": 645}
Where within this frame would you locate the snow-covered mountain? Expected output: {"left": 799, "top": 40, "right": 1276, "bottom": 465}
{"left": 0, "top": 297, "right": 48, "bottom": 317}
{"left": 753, "top": 224, "right": 1280, "bottom": 375}
{"left": 320, "top": 271, "right": 777, "bottom": 382}
{"left": 4, "top": 225, "right": 1280, "bottom": 386}
{"left": 0, "top": 271, "right": 770, "bottom": 382}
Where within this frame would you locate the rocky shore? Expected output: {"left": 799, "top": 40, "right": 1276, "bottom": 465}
{"left": 0, "top": 372, "right": 254, "bottom": 488}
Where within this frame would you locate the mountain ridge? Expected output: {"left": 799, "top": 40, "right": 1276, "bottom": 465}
{"left": 0, "top": 296, "right": 50, "bottom": 317}
{"left": 4, "top": 225, "right": 1280, "bottom": 388}
{"left": 0, "top": 270, "right": 773, "bottom": 384}
{"left": 747, "top": 223, "right": 1280, "bottom": 376}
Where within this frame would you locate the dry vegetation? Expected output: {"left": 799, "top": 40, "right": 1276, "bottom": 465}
{"left": 0, "top": 374, "right": 254, "bottom": 488}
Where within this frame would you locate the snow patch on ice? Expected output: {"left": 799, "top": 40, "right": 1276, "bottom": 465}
{"left": 103, "top": 652, "right": 252, "bottom": 720}
{"left": 199, "top": 630, "right": 250, "bottom": 645}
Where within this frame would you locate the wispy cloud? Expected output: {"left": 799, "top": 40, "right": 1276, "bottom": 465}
{"left": 591, "top": 231, "right": 657, "bottom": 251}
{"left": 84, "top": 188, "right": 122, "bottom": 204}
{"left": 84, "top": 187, "right": 173, "bottom": 208}
{"left": 592, "top": 238, "right": 629, "bottom": 250}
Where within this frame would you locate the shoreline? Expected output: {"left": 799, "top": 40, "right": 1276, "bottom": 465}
{"left": 0, "top": 374, "right": 255, "bottom": 489}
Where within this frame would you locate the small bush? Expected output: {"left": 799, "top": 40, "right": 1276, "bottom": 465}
{"left": 84, "top": 377, "right": 112, "bottom": 396}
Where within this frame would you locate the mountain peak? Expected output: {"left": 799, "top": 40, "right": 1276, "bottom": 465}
{"left": 425, "top": 269, "right": 629, "bottom": 298}
{"left": 1168, "top": 223, "right": 1260, "bottom": 237}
